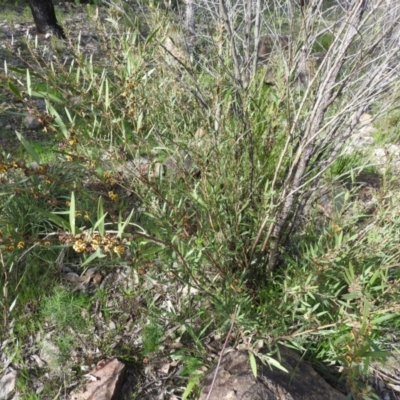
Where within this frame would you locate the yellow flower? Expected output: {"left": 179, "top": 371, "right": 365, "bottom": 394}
{"left": 69, "top": 137, "right": 78, "bottom": 146}
{"left": 44, "top": 241, "right": 51, "bottom": 246}
{"left": 45, "top": 178, "right": 51, "bottom": 184}
{"left": 0, "top": 164, "right": 8, "bottom": 174}
{"left": 17, "top": 241, "right": 25, "bottom": 249}
{"left": 85, "top": 160, "right": 96, "bottom": 169}
{"left": 113, "top": 245, "right": 125, "bottom": 255}
{"left": 104, "top": 172, "right": 115, "bottom": 185}
{"left": 331, "top": 223, "right": 342, "bottom": 233}
{"left": 84, "top": 214, "right": 90, "bottom": 221}
{"left": 66, "top": 201, "right": 71, "bottom": 206}
{"left": 7, "top": 245, "right": 15, "bottom": 251}
{"left": 65, "top": 155, "right": 73, "bottom": 162}
{"left": 73, "top": 239, "right": 87, "bottom": 253}
{"left": 108, "top": 191, "right": 118, "bottom": 201}
{"left": 75, "top": 212, "right": 82, "bottom": 218}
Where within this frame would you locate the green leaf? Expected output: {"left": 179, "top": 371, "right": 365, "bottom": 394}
{"left": 69, "top": 192, "right": 76, "bottom": 235}
{"left": 16, "top": 131, "right": 41, "bottom": 164}
{"left": 249, "top": 352, "right": 258, "bottom": 378}
{"left": 182, "top": 377, "right": 199, "bottom": 400}
{"left": 8, "top": 82, "right": 22, "bottom": 99}
{"left": 105, "top": 78, "right": 109, "bottom": 110}
{"left": 358, "top": 351, "right": 391, "bottom": 359}
{"left": 372, "top": 313, "right": 396, "bottom": 324}
{"left": 81, "top": 248, "right": 106, "bottom": 267}
{"left": 145, "top": 28, "right": 160, "bottom": 45}
{"left": 137, "top": 112, "right": 143, "bottom": 132}
{"left": 262, "top": 355, "right": 288, "bottom": 373}
{"left": 47, "top": 102, "right": 69, "bottom": 139}
{"left": 8, "top": 66, "right": 30, "bottom": 75}
{"left": 96, "top": 197, "right": 105, "bottom": 237}
{"left": 31, "top": 206, "right": 71, "bottom": 231}
{"left": 117, "top": 209, "right": 134, "bottom": 238}
{"left": 26, "top": 69, "right": 32, "bottom": 97}
{"left": 31, "top": 91, "right": 63, "bottom": 103}
{"left": 9, "top": 295, "right": 18, "bottom": 313}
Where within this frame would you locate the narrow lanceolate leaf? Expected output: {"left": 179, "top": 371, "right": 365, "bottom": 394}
{"left": 96, "top": 197, "right": 105, "bottom": 237}
{"left": 9, "top": 296, "right": 18, "bottom": 313}
{"left": 182, "top": 377, "right": 199, "bottom": 400}
{"left": 117, "top": 209, "right": 134, "bottom": 239}
{"left": 263, "top": 355, "right": 288, "bottom": 373}
{"left": 16, "top": 131, "right": 41, "bottom": 164}
{"left": 69, "top": 192, "right": 76, "bottom": 235}
{"left": 26, "top": 69, "right": 32, "bottom": 97}
{"left": 105, "top": 78, "right": 109, "bottom": 110}
{"left": 81, "top": 248, "right": 106, "bottom": 267}
{"left": 145, "top": 28, "right": 160, "bottom": 45}
{"left": 31, "top": 205, "right": 72, "bottom": 231}
{"left": 8, "top": 82, "right": 22, "bottom": 99}
{"left": 47, "top": 102, "right": 69, "bottom": 139}
{"left": 249, "top": 352, "right": 257, "bottom": 378}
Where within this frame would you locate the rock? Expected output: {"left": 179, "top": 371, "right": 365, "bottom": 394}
{"left": 199, "top": 347, "right": 346, "bottom": 400}
{"left": 344, "top": 113, "right": 376, "bottom": 155}
{"left": 70, "top": 358, "right": 125, "bottom": 400}
{"left": 0, "top": 369, "right": 17, "bottom": 400}
{"left": 372, "top": 144, "right": 400, "bottom": 173}
{"left": 317, "top": 183, "right": 347, "bottom": 218}
{"left": 24, "top": 115, "right": 42, "bottom": 130}
{"left": 33, "top": 99, "right": 46, "bottom": 111}
{"left": 163, "top": 151, "right": 198, "bottom": 176}
{"left": 121, "top": 157, "right": 163, "bottom": 180}
{"left": 40, "top": 337, "right": 60, "bottom": 367}
{"left": 164, "top": 37, "right": 189, "bottom": 66}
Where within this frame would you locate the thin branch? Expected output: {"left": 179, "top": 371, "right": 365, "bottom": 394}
{"left": 205, "top": 305, "right": 238, "bottom": 400}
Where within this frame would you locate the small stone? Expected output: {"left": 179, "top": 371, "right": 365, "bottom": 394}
{"left": 33, "top": 99, "right": 46, "bottom": 111}
{"left": 70, "top": 96, "right": 81, "bottom": 106}
{"left": 387, "top": 144, "right": 400, "bottom": 157}
{"left": 24, "top": 115, "right": 42, "bottom": 130}
{"left": 40, "top": 337, "right": 60, "bottom": 366}
{"left": 70, "top": 358, "right": 125, "bottom": 400}
{"left": 163, "top": 151, "right": 198, "bottom": 176}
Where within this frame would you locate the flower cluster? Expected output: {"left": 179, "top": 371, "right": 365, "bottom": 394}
{"left": 59, "top": 231, "right": 127, "bottom": 256}
{"left": 0, "top": 160, "right": 50, "bottom": 181}
{"left": 0, "top": 234, "right": 54, "bottom": 252}
{"left": 108, "top": 191, "right": 118, "bottom": 201}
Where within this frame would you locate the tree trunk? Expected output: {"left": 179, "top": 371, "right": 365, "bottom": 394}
{"left": 27, "top": 0, "right": 65, "bottom": 38}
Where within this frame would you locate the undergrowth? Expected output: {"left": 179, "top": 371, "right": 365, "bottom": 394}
{"left": 1, "top": 0, "right": 400, "bottom": 399}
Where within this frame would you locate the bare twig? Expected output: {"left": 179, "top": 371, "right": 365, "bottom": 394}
{"left": 205, "top": 305, "right": 238, "bottom": 400}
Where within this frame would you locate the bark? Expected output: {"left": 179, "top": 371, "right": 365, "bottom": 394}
{"left": 28, "top": 0, "right": 65, "bottom": 38}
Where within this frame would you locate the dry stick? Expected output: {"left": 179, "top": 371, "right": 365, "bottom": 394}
{"left": 219, "top": 0, "right": 242, "bottom": 85}
{"left": 243, "top": 0, "right": 253, "bottom": 87}
{"left": 263, "top": 0, "right": 368, "bottom": 269}
{"left": 251, "top": 0, "right": 262, "bottom": 76}
{"left": 205, "top": 305, "right": 238, "bottom": 400}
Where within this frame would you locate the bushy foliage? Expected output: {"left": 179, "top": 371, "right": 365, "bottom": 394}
{"left": 1, "top": 0, "right": 400, "bottom": 397}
